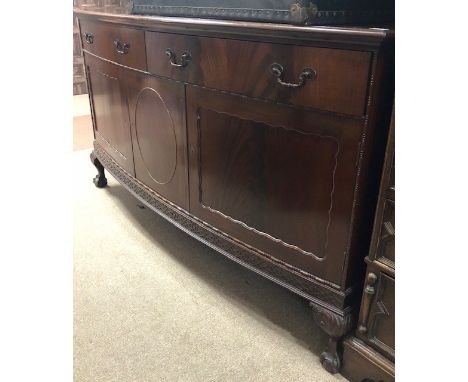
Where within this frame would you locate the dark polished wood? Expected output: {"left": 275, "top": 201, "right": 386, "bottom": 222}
{"left": 342, "top": 105, "right": 395, "bottom": 382}
{"left": 342, "top": 337, "right": 395, "bottom": 382}
{"left": 146, "top": 32, "right": 371, "bottom": 115}
{"left": 76, "top": 7, "right": 394, "bottom": 376}
{"left": 368, "top": 109, "right": 395, "bottom": 269}
{"left": 92, "top": 140, "right": 354, "bottom": 310}
{"left": 85, "top": 54, "right": 135, "bottom": 175}
{"left": 187, "top": 86, "right": 364, "bottom": 283}
{"left": 359, "top": 267, "right": 394, "bottom": 360}
{"left": 79, "top": 18, "right": 147, "bottom": 71}
{"left": 74, "top": 7, "right": 393, "bottom": 50}
{"left": 123, "top": 70, "right": 189, "bottom": 210}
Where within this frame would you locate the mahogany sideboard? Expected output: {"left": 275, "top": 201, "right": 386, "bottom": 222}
{"left": 75, "top": 7, "right": 394, "bottom": 375}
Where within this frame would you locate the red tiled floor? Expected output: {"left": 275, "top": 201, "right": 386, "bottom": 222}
{"left": 73, "top": 115, "right": 94, "bottom": 151}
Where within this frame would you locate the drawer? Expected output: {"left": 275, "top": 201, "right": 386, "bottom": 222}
{"left": 342, "top": 337, "right": 394, "bottom": 382}
{"left": 357, "top": 267, "right": 395, "bottom": 361}
{"left": 80, "top": 19, "right": 146, "bottom": 71}
{"left": 146, "top": 32, "right": 371, "bottom": 116}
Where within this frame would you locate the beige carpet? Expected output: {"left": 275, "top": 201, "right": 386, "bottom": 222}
{"left": 73, "top": 148, "right": 347, "bottom": 382}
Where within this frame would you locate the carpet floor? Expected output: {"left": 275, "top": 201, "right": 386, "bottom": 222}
{"left": 73, "top": 148, "right": 347, "bottom": 382}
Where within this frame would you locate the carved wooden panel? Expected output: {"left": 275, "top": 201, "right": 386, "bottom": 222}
{"left": 187, "top": 86, "right": 365, "bottom": 284}
{"left": 86, "top": 55, "right": 134, "bottom": 175}
{"left": 364, "top": 271, "right": 395, "bottom": 361}
{"left": 368, "top": 105, "right": 395, "bottom": 268}
{"left": 124, "top": 71, "right": 189, "bottom": 210}
{"left": 375, "top": 200, "right": 395, "bottom": 264}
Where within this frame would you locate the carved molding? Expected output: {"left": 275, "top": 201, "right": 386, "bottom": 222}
{"left": 310, "top": 302, "right": 354, "bottom": 339}
{"left": 92, "top": 141, "right": 353, "bottom": 310}
{"left": 310, "top": 301, "right": 355, "bottom": 374}
{"left": 367, "top": 273, "right": 394, "bottom": 360}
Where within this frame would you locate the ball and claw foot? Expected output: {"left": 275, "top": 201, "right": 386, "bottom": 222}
{"left": 320, "top": 350, "right": 341, "bottom": 374}
{"left": 90, "top": 151, "right": 108, "bottom": 188}
{"left": 93, "top": 174, "right": 107, "bottom": 188}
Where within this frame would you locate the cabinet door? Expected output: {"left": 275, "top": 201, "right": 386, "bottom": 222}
{"left": 124, "top": 71, "right": 189, "bottom": 210}
{"left": 186, "top": 86, "right": 364, "bottom": 284}
{"left": 86, "top": 55, "right": 134, "bottom": 175}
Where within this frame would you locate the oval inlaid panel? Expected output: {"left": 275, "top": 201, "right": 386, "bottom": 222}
{"left": 135, "top": 87, "right": 177, "bottom": 185}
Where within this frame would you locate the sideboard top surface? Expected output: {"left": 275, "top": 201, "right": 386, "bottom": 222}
{"left": 74, "top": 7, "right": 394, "bottom": 49}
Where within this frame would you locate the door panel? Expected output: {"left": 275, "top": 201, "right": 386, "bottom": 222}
{"left": 187, "top": 86, "right": 364, "bottom": 284}
{"left": 362, "top": 269, "right": 395, "bottom": 361}
{"left": 86, "top": 55, "right": 135, "bottom": 175}
{"left": 124, "top": 71, "right": 189, "bottom": 210}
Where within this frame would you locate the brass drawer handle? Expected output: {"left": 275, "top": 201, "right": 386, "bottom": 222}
{"left": 84, "top": 32, "right": 94, "bottom": 44}
{"left": 114, "top": 38, "right": 130, "bottom": 55}
{"left": 165, "top": 49, "right": 191, "bottom": 68}
{"left": 357, "top": 272, "right": 378, "bottom": 334}
{"left": 270, "top": 63, "right": 316, "bottom": 88}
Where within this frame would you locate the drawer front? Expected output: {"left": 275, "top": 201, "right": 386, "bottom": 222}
{"left": 146, "top": 32, "right": 371, "bottom": 116}
{"left": 342, "top": 337, "right": 394, "bottom": 382}
{"left": 80, "top": 19, "right": 146, "bottom": 71}
{"left": 357, "top": 267, "right": 395, "bottom": 361}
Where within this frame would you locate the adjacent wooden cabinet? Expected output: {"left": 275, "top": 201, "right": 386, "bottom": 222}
{"left": 342, "top": 106, "right": 395, "bottom": 382}
{"left": 76, "top": 7, "right": 394, "bottom": 377}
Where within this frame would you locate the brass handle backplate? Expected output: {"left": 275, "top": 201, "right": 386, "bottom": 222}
{"left": 84, "top": 32, "right": 94, "bottom": 44}
{"left": 114, "top": 38, "right": 130, "bottom": 55}
{"left": 165, "top": 49, "right": 191, "bottom": 68}
{"left": 270, "top": 63, "right": 316, "bottom": 88}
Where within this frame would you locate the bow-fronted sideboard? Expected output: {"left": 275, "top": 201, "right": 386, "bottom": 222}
{"left": 76, "top": 7, "right": 394, "bottom": 375}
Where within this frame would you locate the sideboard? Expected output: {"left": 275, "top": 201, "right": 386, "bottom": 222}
{"left": 75, "top": 7, "right": 394, "bottom": 375}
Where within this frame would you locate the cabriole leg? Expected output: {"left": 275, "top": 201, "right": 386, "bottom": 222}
{"left": 90, "top": 151, "right": 107, "bottom": 188}
{"left": 310, "top": 302, "right": 354, "bottom": 374}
